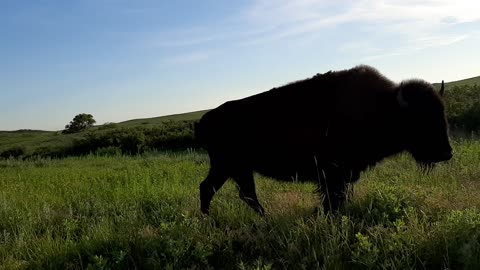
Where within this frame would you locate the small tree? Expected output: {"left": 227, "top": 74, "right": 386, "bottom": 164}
{"left": 63, "top": 113, "right": 96, "bottom": 134}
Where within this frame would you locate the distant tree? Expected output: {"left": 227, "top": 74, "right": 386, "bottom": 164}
{"left": 63, "top": 113, "right": 96, "bottom": 134}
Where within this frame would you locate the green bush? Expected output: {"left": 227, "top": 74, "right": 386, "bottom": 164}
{"left": 95, "top": 146, "right": 122, "bottom": 156}
{"left": 68, "top": 120, "right": 197, "bottom": 156}
{"left": 98, "top": 122, "right": 118, "bottom": 130}
{"left": 444, "top": 84, "right": 480, "bottom": 132}
{"left": 436, "top": 209, "right": 480, "bottom": 269}
{"left": 30, "top": 146, "right": 62, "bottom": 158}
{"left": 119, "top": 130, "right": 145, "bottom": 154}
{"left": 0, "top": 146, "right": 26, "bottom": 159}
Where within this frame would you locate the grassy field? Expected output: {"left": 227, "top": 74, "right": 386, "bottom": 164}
{"left": 1, "top": 138, "right": 479, "bottom": 269}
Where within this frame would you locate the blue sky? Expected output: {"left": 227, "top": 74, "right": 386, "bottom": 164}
{"left": 1, "top": 0, "right": 480, "bottom": 130}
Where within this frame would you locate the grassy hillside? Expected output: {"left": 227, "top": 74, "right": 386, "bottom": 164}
{"left": 118, "top": 110, "right": 208, "bottom": 127}
{"left": 433, "top": 75, "right": 480, "bottom": 89}
{"left": 1, "top": 139, "right": 479, "bottom": 269}
{"left": 0, "top": 110, "right": 209, "bottom": 155}
{"left": 0, "top": 131, "right": 77, "bottom": 154}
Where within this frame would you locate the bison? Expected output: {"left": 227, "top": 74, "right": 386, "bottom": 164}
{"left": 196, "top": 65, "right": 452, "bottom": 215}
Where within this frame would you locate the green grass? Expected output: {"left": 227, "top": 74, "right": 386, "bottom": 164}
{"left": 1, "top": 139, "right": 479, "bottom": 269}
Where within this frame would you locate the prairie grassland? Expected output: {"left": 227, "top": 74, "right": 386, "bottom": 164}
{"left": 0, "top": 139, "right": 479, "bottom": 269}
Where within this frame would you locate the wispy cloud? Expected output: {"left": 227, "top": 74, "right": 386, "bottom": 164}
{"left": 341, "top": 34, "right": 469, "bottom": 62}
{"left": 235, "top": 0, "right": 480, "bottom": 60}
{"left": 410, "top": 35, "right": 469, "bottom": 50}
{"left": 242, "top": 0, "right": 480, "bottom": 41}
{"left": 162, "top": 52, "right": 210, "bottom": 65}
{"left": 140, "top": 1, "right": 480, "bottom": 65}
{"left": 338, "top": 41, "right": 383, "bottom": 54}
{"left": 147, "top": 35, "right": 217, "bottom": 48}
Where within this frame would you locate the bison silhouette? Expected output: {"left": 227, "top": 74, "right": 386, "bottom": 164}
{"left": 196, "top": 65, "right": 452, "bottom": 215}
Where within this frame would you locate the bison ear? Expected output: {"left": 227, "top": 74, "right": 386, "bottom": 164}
{"left": 439, "top": 80, "right": 445, "bottom": 97}
{"left": 396, "top": 86, "right": 408, "bottom": 108}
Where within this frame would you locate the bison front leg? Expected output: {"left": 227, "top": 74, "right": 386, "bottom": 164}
{"left": 320, "top": 181, "right": 347, "bottom": 212}
{"left": 318, "top": 168, "right": 359, "bottom": 212}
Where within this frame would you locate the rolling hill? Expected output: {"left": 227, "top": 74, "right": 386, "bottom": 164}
{"left": 118, "top": 110, "right": 208, "bottom": 127}
{"left": 0, "top": 110, "right": 209, "bottom": 153}
{"left": 433, "top": 75, "right": 480, "bottom": 90}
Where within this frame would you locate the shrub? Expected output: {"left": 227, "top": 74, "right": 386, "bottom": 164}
{"left": 68, "top": 120, "right": 197, "bottom": 156}
{"left": 0, "top": 146, "right": 26, "bottom": 159}
{"left": 95, "top": 146, "right": 122, "bottom": 156}
{"left": 119, "top": 130, "right": 145, "bottom": 154}
{"left": 98, "top": 122, "right": 118, "bottom": 130}
{"left": 444, "top": 84, "right": 480, "bottom": 132}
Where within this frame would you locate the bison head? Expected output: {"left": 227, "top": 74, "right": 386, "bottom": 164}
{"left": 397, "top": 80, "right": 452, "bottom": 166}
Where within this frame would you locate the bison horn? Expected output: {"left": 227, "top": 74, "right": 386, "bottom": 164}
{"left": 397, "top": 86, "right": 408, "bottom": 108}
{"left": 439, "top": 80, "right": 445, "bottom": 96}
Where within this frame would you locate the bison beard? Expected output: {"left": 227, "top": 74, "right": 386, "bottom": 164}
{"left": 196, "top": 65, "right": 452, "bottom": 215}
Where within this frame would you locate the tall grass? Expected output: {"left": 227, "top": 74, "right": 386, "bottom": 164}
{"left": 0, "top": 139, "right": 479, "bottom": 269}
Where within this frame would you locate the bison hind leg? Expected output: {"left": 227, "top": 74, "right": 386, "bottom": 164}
{"left": 234, "top": 171, "right": 265, "bottom": 216}
{"left": 200, "top": 167, "right": 228, "bottom": 214}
